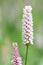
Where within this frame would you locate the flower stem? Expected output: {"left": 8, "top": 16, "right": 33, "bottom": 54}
{"left": 25, "top": 45, "right": 28, "bottom": 65}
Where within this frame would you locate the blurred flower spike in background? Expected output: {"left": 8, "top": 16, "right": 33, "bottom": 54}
{"left": 11, "top": 42, "right": 22, "bottom": 65}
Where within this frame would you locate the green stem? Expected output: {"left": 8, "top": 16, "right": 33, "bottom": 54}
{"left": 25, "top": 45, "right": 28, "bottom": 65}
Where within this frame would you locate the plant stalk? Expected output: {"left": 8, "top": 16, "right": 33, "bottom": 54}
{"left": 25, "top": 45, "right": 28, "bottom": 65}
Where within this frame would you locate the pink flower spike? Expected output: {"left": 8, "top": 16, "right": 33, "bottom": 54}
{"left": 11, "top": 42, "right": 22, "bottom": 65}
{"left": 22, "top": 6, "right": 33, "bottom": 45}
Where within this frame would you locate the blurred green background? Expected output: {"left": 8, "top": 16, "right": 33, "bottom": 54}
{"left": 0, "top": 0, "right": 43, "bottom": 65}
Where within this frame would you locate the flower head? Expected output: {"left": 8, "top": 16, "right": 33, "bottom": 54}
{"left": 22, "top": 6, "right": 33, "bottom": 45}
{"left": 11, "top": 42, "right": 22, "bottom": 65}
